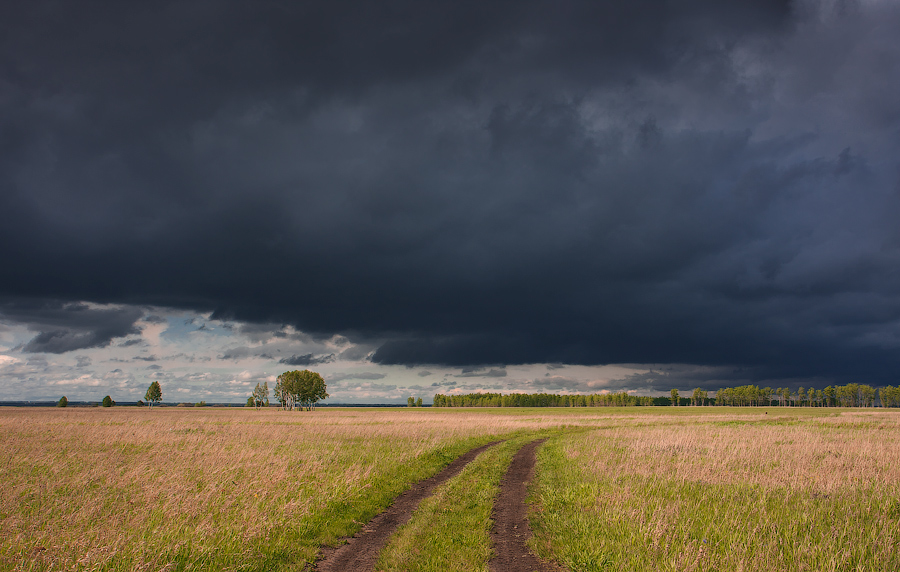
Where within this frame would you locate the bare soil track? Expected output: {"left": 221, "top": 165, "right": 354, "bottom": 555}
{"left": 489, "top": 438, "right": 563, "bottom": 572}
{"left": 314, "top": 440, "right": 502, "bottom": 572}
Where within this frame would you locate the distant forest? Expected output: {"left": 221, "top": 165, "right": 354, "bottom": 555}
{"left": 433, "top": 383, "right": 900, "bottom": 408}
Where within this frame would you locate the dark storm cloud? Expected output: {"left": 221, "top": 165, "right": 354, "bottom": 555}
{"left": 0, "top": 300, "right": 143, "bottom": 353}
{"left": 2, "top": 1, "right": 899, "bottom": 385}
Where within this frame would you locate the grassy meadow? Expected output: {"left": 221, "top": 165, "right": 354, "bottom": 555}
{"left": 0, "top": 407, "right": 561, "bottom": 571}
{"left": 531, "top": 409, "right": 900, "bottom": 572}
{"left": 1, "top": 406, "right": 898, "bottom": 571}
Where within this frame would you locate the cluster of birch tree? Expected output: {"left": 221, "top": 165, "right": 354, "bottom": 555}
{"left": 248, "top": 382, "right": 269, "bottom": 409}
{"left": 712, "top": 383, "right": 899, "bottom": 407}
{"left": 273, "top": 370, "right": 328, "bottom": 411}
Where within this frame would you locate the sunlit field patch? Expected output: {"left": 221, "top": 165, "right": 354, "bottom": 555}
{"left": 531, "top": 409, "right": 900, "bottom": 572}
{"left": 0, "top": 407, "right": 568, "bottom": 571}
{"left": 4, "top": 406, "right": 898, "bottom": 571}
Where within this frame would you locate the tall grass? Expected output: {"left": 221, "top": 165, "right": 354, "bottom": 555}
{"left": 530, "top": 410, "right": 900, "bottom": 572}
{"left": 8, "top": 406, "right": 895, "bottom": 571}
{"left": 0, "top": 407, "right": 567, "bottom": 571}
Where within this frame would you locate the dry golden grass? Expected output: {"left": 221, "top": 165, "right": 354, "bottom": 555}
{"left": 0, "top": 406, "right": 572, "bottom": 571}
{"left": 533, "top": 409, "right": 900, "bottom": 572}
{"left": 577, "top": 411, "right": 900, "bottom": 491}
{"left": 6, "top": 406, "right": 898, "bottom": 571}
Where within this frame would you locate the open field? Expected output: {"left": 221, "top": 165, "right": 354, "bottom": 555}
{"left": 531, "top": 410, "right": 900, "bottom": 572}
{"left": 2, "top": 407, "right": 899, "bottom": 571}
{"left": 0, "top": 407, "right": 564, "bottom": 571}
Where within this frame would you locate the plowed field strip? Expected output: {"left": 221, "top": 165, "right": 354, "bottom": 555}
{"left": 315, "top": 440, "right": 503, "bottom": 572}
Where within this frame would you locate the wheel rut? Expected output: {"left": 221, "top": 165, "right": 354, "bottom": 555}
{"left": 489, "top": 438, "right": 563, "bottom": 572}
{"left": 314, "top": 440, "right": 502, "bottom": 572}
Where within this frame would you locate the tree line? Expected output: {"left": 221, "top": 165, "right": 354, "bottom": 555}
{"left": 432, "top": 392, "right": 658, "bottom": 408}
{"left": 53, "top": 373, "right": 331, "bottom": 410}
{"left": 714, "top": 383, "right": 900, "bottom": 407}
{"left": 56, "top": 381, "right": 162, "bottom": 408}
{"left": 433, "top": 383, "right": 900, "bottom": 408}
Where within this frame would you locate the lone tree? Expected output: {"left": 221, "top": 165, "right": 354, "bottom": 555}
{"left": 145, "top": 381, "right": 162, "bottom": 408}
{"left": 408, "top": 396, "right": 416, "bottom": 407}
{"left": 670, "top": 388, "right": 680, "bottom": 406}
{"left": 101, "top": 395, "right": 115, "bottom": 407}
{"left": 275, "top": 370, "right": 328, "bottom": 411}
{"left": 57, "top": 396, "right": 68, "bottom": 408}
{"left": 416, "top": 397, "right": 423, "bottom": 407}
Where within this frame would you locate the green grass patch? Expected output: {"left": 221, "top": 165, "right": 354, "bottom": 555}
{"left": 377, "top": 433, "right": 555, "bottom": 572}
{"left": 531, "top": 430, "right": 900, "bottom": 572}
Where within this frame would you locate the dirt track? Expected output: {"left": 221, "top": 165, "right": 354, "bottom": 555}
{"left": 314, "top": 438, "right": 561, "bottom": 572}
{"left": 314, "top": 440, "right": 502, "bottom": 572}
{"left": 488, "top": 438, "right": 562, "bottom": 572}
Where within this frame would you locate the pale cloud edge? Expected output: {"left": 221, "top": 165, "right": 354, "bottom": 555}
{"left": 0, "top": 303, "right": 765, "bottom": 403}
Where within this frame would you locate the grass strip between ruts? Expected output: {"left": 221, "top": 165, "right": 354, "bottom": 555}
{"left": 376, "top": 432, "right": 556, "bottom": 572}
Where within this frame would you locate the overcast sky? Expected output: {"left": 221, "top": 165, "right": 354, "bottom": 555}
{"left": 2, "top": 0, "right": 899, "bottom": 403}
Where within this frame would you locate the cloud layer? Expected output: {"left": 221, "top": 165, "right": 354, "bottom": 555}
{"left": 2, "top": 0, "right": 900, "bottom": 390}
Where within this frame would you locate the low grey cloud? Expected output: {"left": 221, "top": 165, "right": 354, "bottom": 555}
{"left": 327, "top": 372, "right": 387, "bottom": 382}
{"left": 279, "top": 353, "right": 336, "bottom": 366}
{"left": 234, "top": 323, "right": 288, "bottom": 343}
{"left": 606, "top": 364, "right": 783, "bottom": 393}
{"left": 0, "top": 301, "right": 143, "bottom": 354}
{"left": 75, "top": 356, "right": 91, "bottom": 368}
{"left": 219, "top": 347, "right": 266, "bottom": 361}
{"left": 457, "top": 368, "right": 507, "bottom": 378}
{"left": 338, "top": 345, "right": 374, "bottom": 362}
{"left": 418, "top": 370, "right": 433, "bottom": 377}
